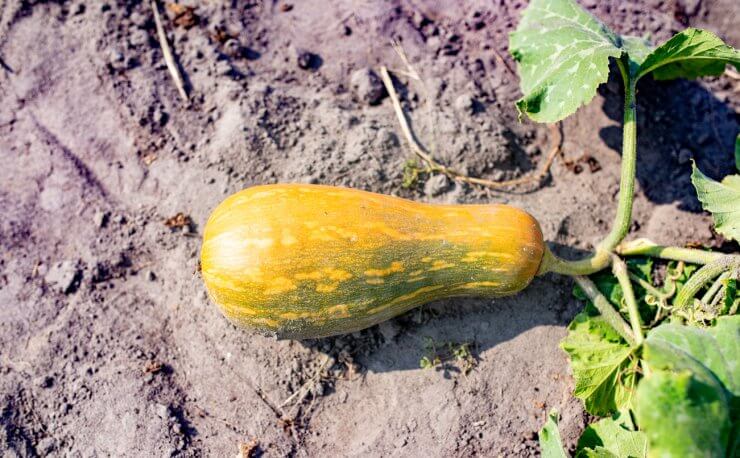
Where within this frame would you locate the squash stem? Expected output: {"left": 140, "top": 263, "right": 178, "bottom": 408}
{"left": 674, "top": 256, "right": 740, "bottom": 309}
{"left": 612, "top": 256, "right": 644, "bottom": 345}
{"left": 539, "top": 58, "right": 637, "bottom": 277}
{"left": 615, "top": 238, "right": 730, "bottom": 265}
{"left": 573, "top": 276, "right": 637, "bottom": 347}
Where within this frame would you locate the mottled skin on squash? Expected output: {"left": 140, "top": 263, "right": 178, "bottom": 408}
{"left": 200, "top": 184, "right": 545, "bottom": 339}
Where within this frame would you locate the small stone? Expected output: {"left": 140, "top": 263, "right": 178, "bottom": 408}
{"left": 154, "top": 403, "right": 170, "bottom": 419}
{"left": 93, "top": 210, "right": 110, "bottom": 228}
{"left": 146, "top": 270, "right": 157, "bottom": 281}
{"left": 424, "top": 174, "right": 450, "bottom": 197}
{"left": 223, "top": 38, "right": 243, "bottom": 58}
{"left": 350, "top": 68, "right": 387, "bottom": 105}
{"left": 36, "top": 437, "right": 56, "bottom": 454}
{"left": 37, "top": 376, "right": 54, "bottom": 388}
{"left": 45, "top": 261, "right": 82, "bottom": 294}
{"left": 454, "top": 93, "right": 476, "bottom": 114}
{"left": 677, "top": 148, "right": 693, "bottom": 164}
{"left": 295, "top": 48, "right": 320, "bottom": 70}
{"left": 154, "top": 109, "right": 169, "bottom": 126}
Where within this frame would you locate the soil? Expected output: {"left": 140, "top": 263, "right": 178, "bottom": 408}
{"left": 0, "top": 0, "right": 738, "bottom": 456}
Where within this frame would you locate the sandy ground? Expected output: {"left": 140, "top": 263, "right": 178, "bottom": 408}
{"left": 1, "top": 0, "right": 738, "bottom": 456}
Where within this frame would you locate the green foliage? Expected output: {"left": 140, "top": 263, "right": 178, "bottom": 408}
{"left": 735, "top": 134, "right": 740, "bottom": 172}
{"left": 509, "top": 1, "right": 739, "bottom": 123}
{"left": 418, "top": 338, "right": 476, "bottom": 375}
{"left": 691, "top": 162, "right": 740, "bottom": 242}
{"left": 561, "top": 312, "right": 638, "bottom": 416}
{"left": 508, "top": 0, "right": 625, "bottom": 122}
{"left": 539, "top": 410, "right": 569, "bottom": 458}
{"left": 637, "top": 319, "right": 738, "bottom": 457}
{"left": 402, "top": 159, "right": 424, "bottom": 189}
{"left": 508, "top": 3, "right": 740, "bottom": 456}
{"left": 575, "top": 411, "right": 647, "bottom": 458}
{"left": 636, "top": 28, "right": 740, "bottom": 81}
{"left": 635, "top": 370, "right": 731, "bottom": 458}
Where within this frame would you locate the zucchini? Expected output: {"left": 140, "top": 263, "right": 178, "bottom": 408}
{"left": 200, "top": 184, "right": 544, "bottom": 339}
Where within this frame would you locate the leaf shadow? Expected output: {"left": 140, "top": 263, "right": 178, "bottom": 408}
{"left": 597, "top": 68, "right": 738, "bottom": 212}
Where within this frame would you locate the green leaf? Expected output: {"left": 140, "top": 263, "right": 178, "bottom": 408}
{"left": 539, "top": 409, "right": 569, "bottom": 458}
{"left": 691, "top": 162, "right": 740, "bottom": 242}
{"left": 509, "top": 0, "right": 624, "bottom": 122}
{"left": 636, "top": 320, "right": 739, "bottom": 457}
{"left": 635, "top": 370, "right": 731, "bottom": 458}
{"left": 704, "top": 316, "right": 740, "bottom": 395}
{"left": 636, "top": 28, "right": 740, "bottom": 81}
{"left": 721, "top": 277, "right": 737, "bottom": 315}
{"left": 576, "top": 411, "right": 647, "bottom": 458}
{"left": 643, "top": 320, "right": 737, "bottom": 396}
{"left": 735, "top": 133, "right": 740, "bottom": 172}
{"left": 561, "top": 312, "right": 638, "bottom": 416}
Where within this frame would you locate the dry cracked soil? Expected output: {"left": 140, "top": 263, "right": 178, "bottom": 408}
{"left": 1, "top": 0, "right": 738, "bottom": 456}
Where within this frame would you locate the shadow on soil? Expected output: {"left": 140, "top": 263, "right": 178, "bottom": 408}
{"left": 598, "top": 69, "right": 738, "bottom": 211}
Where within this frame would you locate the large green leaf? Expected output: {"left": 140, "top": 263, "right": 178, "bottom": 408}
{"left": 635, "top": 370, "right": 731, "bottom": 458}
{"left": 636, "top": 28, "right": 740, "bottom": 81}
{"left": 561, "top": 312, "right": 638, "bottom": 416}
{"left": 509, "top": 0, "right": 624, "bottom": 122}
{"left": 539, "top": 410, "right": 569, "bottom": 458}
{"left": 643, "top": 320, "right": 736, "bottom": 396}
{"left": 638, "top": 318, "right": 739, "bottom": 457}
{"left": 705, "top": 316, "right": 740, "bottom": 396}
{"left": 691, "top": 162, "right": 740, "bottom": 242}
{"left": 576, "top": 411, "right": 647, "bottom": 458}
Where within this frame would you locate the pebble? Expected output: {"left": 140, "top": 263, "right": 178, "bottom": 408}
{"left": 350, "top": 68, "right": 387, "bottom": 105}
{"left": 45, "top": 261, "right": 82, "bottom": 294}
{"left": 36, "top": 437, "right": 56, "bottom": 454}
{"left": 677, "top": 148, "right": 693, "bottom": 164}
{"left": 93, "top": 210, "right": 110, "bottom": 228}
{"left": 295, "top": 48, "right": 320, "bottom": 70}
{"left": 154, "top": 403, "right": 170, "bottom": 419}
{"left": 424, "top": 174, "right": 450, "bottom": 197}
{"left": 455, "top": 93, "right": 477, "bottom": 114}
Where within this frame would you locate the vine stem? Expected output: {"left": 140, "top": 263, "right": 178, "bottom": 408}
{"left": 574, "top": 276, "right": 637, "bottom": 346}
{"left": 674, "top": 256, "right": 740, "bottom": 309}
{"left": 540, "top": 58, "right": 637, "bottom": 276}
{"left": 615, "top": 238, "right": 732, "bottom": 265}
{"left": 612, "top": 256, "right": 644, "bottom": 345}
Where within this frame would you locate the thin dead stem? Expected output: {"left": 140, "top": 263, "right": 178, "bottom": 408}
{"left": 151, "top": 0, "right": 188, "bottom": 102}
{"left": 379, "top": 65, "right": 561, "bottom": 190}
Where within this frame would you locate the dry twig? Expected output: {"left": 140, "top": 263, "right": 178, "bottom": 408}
{"left": 379, "top": 65, "right": 562, "bottom": 190}
{"left": 151, "top": 0, "right": 188, "bottom": 101}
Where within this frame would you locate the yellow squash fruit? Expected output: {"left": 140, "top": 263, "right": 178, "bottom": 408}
{"left": 200, "top": 184, "right": 545, "bottom": 338}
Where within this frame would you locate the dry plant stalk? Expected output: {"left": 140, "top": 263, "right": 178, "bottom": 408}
{"left": 151, "top": 0, "right": 189, "bottom": 101}
{"left": 379, "top": 46, "right": 562, "bottom": 191}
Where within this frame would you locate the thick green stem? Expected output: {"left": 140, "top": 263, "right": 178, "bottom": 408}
{"left": 540, "top": 58, "right": 637, "bottom": 277}
{"left": 674, "top": 256, "right": 740, "bottom": 309}
{"left": 612, "top": 256, "right": 644, "bottom": 345}
{"left": 616, "top": 238, "right": 730, "bottom": 265}
{"left": 700, "top": 271, "right": 730, "bottom": 304}
{"left": 574, "top": 276, "right": 637, "bottom": 346}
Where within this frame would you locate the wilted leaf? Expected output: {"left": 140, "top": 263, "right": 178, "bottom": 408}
{"left": 561, "top": 312, "right": 638, "bottom": 416}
